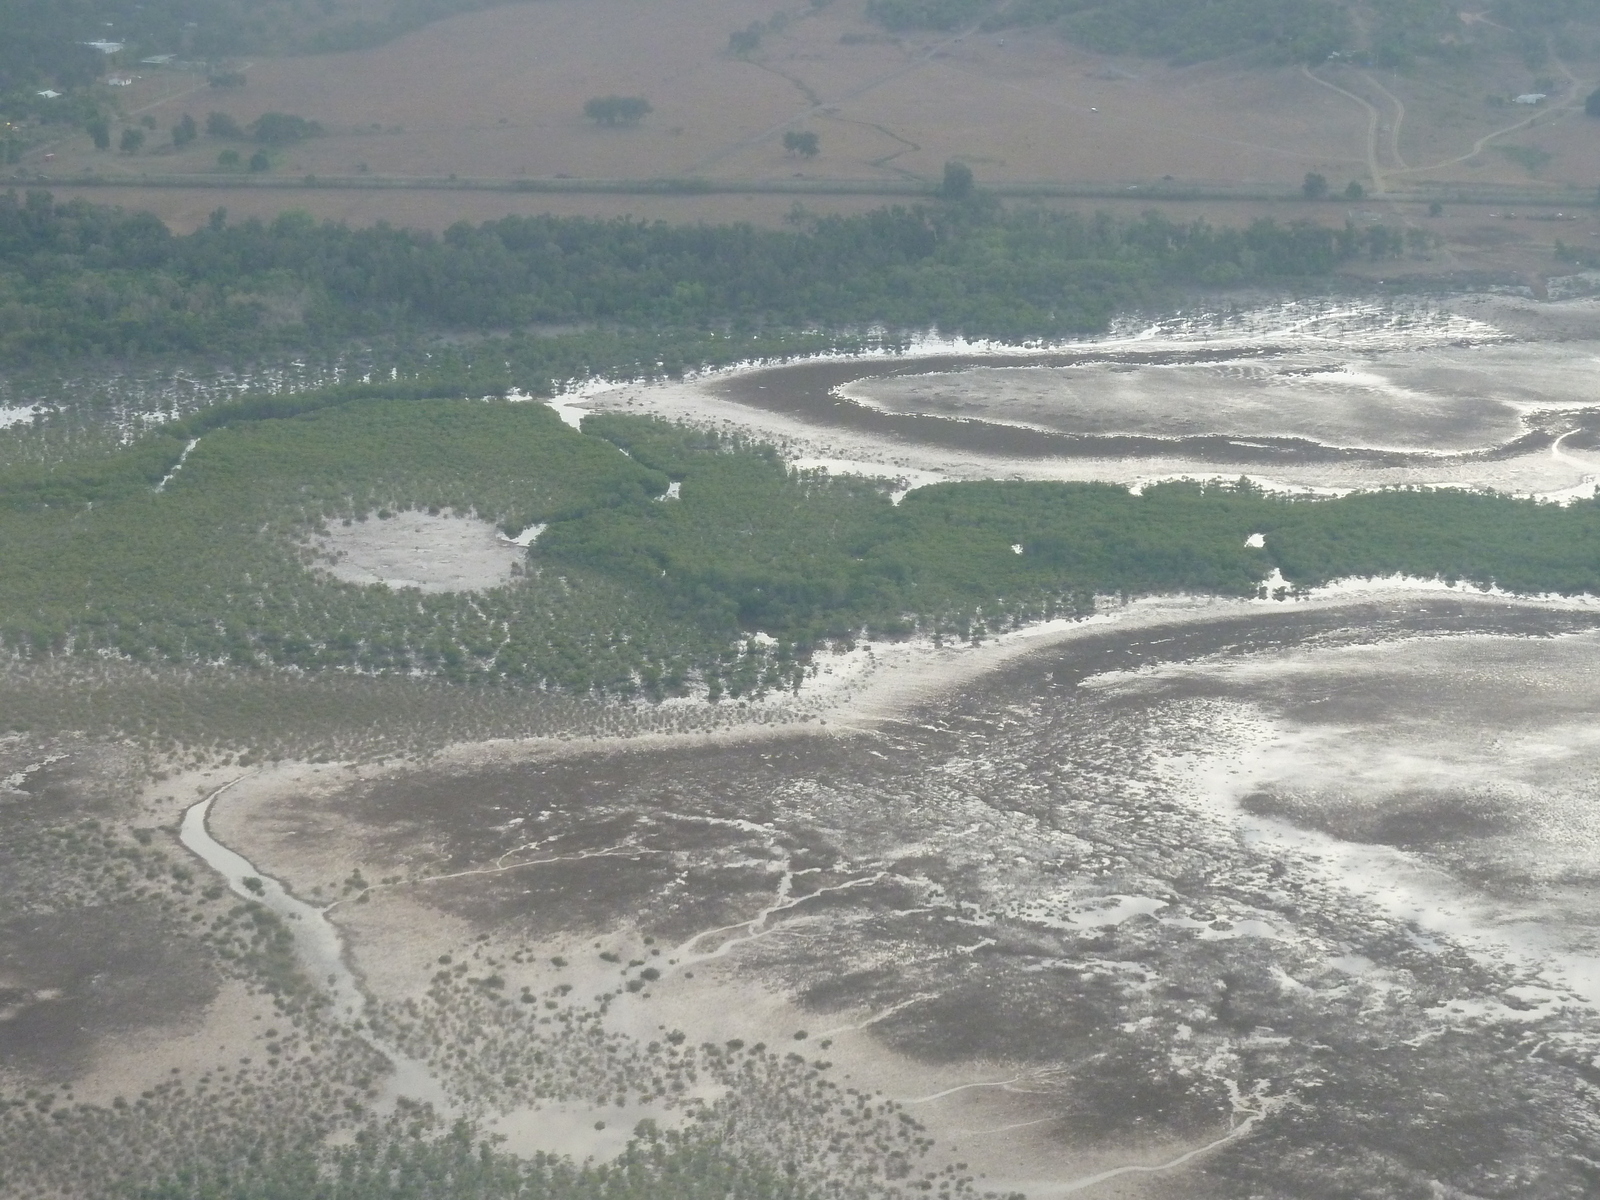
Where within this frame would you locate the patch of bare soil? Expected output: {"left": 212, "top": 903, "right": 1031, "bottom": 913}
{"left": 309, "top": 509, "right": 525, "bottom": 592}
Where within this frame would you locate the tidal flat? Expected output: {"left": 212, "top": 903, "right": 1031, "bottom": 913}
{"left": 176, "top": 598, "right": 1600, "bottom": 1199}
{"left": 589, "top": 295, "right": 1600, "bottom": 502}
{"left": 6, "top": 294, "right": 1600, "bottom": 1198}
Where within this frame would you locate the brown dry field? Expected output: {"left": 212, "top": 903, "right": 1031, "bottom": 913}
{"left": 22, "top": 0, "right": 1600, "bottom": 277}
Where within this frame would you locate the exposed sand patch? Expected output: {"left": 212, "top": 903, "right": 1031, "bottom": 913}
{"left": 0, "top": 405, "right": 45, "bottom": 430}
{"left": 309, "top": 510, "right": 526, "bottom": 593}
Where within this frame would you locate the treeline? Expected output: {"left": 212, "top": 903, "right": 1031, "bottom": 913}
{"left": 866, "top": 0, "right": 1585, "bottom": 67}
{"left": 133, "top": 1119, "right": 814, "bottom": 1200}
{"left": 3, "top": 393, "right": 1598, "bottom": 701}
{"left": 0, "top": 189, "right": 1411, "bottom": 364}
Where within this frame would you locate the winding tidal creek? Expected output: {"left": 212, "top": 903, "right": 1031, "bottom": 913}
{"left": 180, "top": 779, "right": 454, "bottom": 1114}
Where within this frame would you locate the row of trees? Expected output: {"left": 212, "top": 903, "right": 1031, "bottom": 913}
{"left": 583, "top": 96, "right": 651, "bottom": 127}
{"left": 864, "top": 0, "right": 1576, "bottom": 68}
{"left": 76, "top": 109, "right": 313, "bottom": 159}
{"left": 0, "top": 189, "right": 1415, "bottom": 364}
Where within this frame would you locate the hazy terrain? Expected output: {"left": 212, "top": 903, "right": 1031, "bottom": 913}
{"left": 7, "top": 3, "right": 1600, "bottom": 1199}
{"left": 18, "top": 0, "right": 1600, "bottom": 282}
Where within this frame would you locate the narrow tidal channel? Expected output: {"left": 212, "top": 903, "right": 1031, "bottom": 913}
{"left": 179, "top": 779, "right": 453, "bottom": 1112}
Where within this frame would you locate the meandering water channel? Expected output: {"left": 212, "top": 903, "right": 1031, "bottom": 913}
{"left": 179, "top": 778, "right": 454, "bottom": 1114}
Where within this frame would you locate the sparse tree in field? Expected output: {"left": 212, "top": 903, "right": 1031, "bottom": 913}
{"left": 730, "top": 25, "right": 763, "bottom": 54}
{"left": 1429, "top": 201, "right": 1443, "bottom": 217}
{"left": 1587, "top": 87, "right": 1600, "bottom": 116}
{"left": 939, "top": 159, "right": 974, "bottom": 200}
{"left": 782, "top": 130, "right": 819, "bottom": 158}
{"left": 218, "top": 148, "right": 241, "bottom": 167}
{"left": 583, "top": 96, "right": 652, "bottom": 126}
{"left": 86, "top": 115, "right": 110, "bottom": 150}
{"left": 208, "top": 70, "right": 247, "bottom": 89}
{"left": 172, "top": 113, "right": 198, "bottom": 148}
{"left": 1344, "top": 179, "right": 1365, "bottom": 200}
{"left": 119, "top": 127, "right": 144, "bottom": 153}
{"left": 1302, "top": 171, "right": 1328, "bottom": 200}
{"left": 248, "top": 149, "right": 270, "bottom": 172}
{"left": 206, "top": 111, "right": 244, "bottom": 139}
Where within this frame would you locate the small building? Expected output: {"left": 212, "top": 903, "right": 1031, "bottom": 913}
{"left": 106, "top": 76, "right": 133, "bottom": 87}
{"left": 140, "top": 55, "right": 175, "bottom": 65}
{"left": 1513, "top": 93, "right": 1548, "bottom": 105}
{"left": 36, "top": 89, "right": 61, "bottom": 99}
{"left": 84, "top": 41, "right": 124, "bottom": 54}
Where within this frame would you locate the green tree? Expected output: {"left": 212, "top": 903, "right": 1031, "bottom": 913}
{"left": 1302, "top": 171, "right": 1328, "bottom": 200}
{"left": 217, "top": 148, "right": 241, "bottom": 167}
{"left": 250, "top": 112, "right": 323, "bottom": 144}
{"left": 782, "top": 129, "right": 820, "bottom": 158}
{"left": 248, "top": 149, "right": 271, "bottom": 171}
{"left": 583, "top": 96, "right": 652, "bottom": 126}
{"left": 86, "top": 115, "right": 110, "bottom": 150}
{"left": 1344, "top": 179, "right": 1365, "bottom": 200}
{"left": 118, "top": 126, "right": 144, "bottom": 153}
{"left": 730, "top": 25, "right": 763, "bottom": 53}
{"left": 206, "top": 111, "right": 244, "bottom": 138}
{"left": 172, "top": 112, "right": 198, "bottom": 147}
{"left": 939, "top": 160, "right": 974, "bottom": 200}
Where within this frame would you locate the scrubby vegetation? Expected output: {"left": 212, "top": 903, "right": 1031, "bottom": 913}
{"left": 867, "top": 0, "right": 1599, "bottom": 67}
{"left": 131, "top": 1120, "right": 827, "bottom": 1200}
{"left": 1, "top": 389, "right": 1597, "bottom": 710}
{"left": 0, "top": 740, "right": 391, "bottom": 1199}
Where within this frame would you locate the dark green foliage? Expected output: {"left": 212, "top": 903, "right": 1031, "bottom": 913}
{"left": 867, "top": 0, "right": 1350, "bottom": 62}
{"left": 867, "top": 0, "right": 1600, "bottom": 66}
{"left": 0, "top": 190, "right": 1400, "bottom": 364}
{"left": 119, "top": 126, "right": 145, "bottom": 153}
{"left": 1025, "top": 0, "right": 1350, "bottom": 65}
{"left": 0, "top": 1, "right": 106, "bottom": 101}
{"left": 583, "top": 96, "right": 652, "bottom": 126}
{"left": 205, "top": 111, "right": 244, "bottom": 139}
{"left": 1586, "top": 86, "right": 1600, "bottom": 116}
{"left": 130, "top": 1120, "right": 814, "bottom": 1200}
{"left": 939, "top": 160, "right": 974, "bottom": 201}
{"left": 171, "top": 112, "right": 197, "bottom": 147}
{"left": 1303, "top": 172, "right": 1329, "bottom": 200}
{"left": 782, "top": 130, "right": 820, "bottom": 157}
{"left": 4, "top": 394, "right": 1596, "bottom": 699}
{"left": 865, "top": 0, "right": 988, "bottom": 32}
{"left": 250, "top": 111, "right": 323, "bottom": 144}
{"left": 1261, "top": 488, "right": 1600, "bottom": 595}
